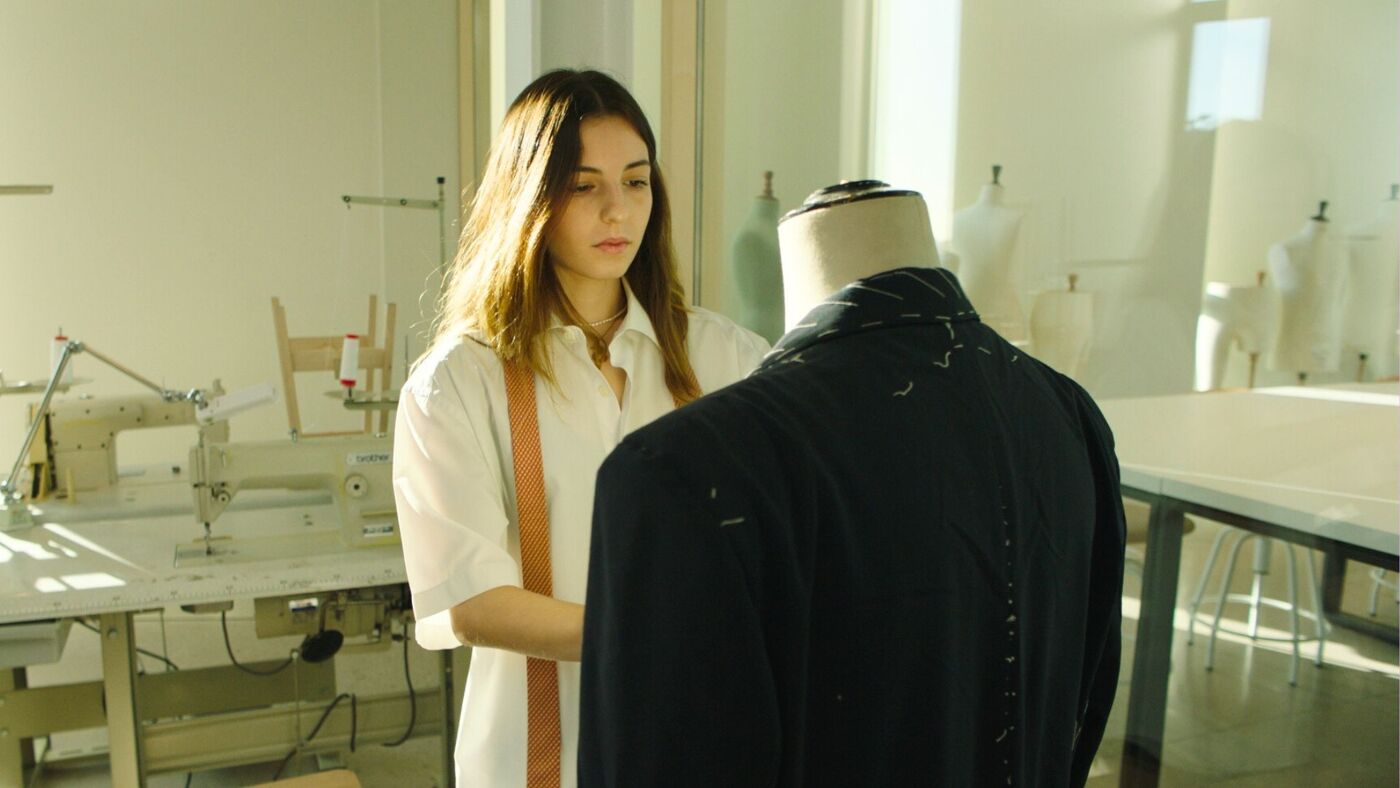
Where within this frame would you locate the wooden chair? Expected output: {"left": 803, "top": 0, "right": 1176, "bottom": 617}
{"left": 271, "top": 295, "right": 396, "bottom": 437}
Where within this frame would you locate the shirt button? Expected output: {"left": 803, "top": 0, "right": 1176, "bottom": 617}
{"left": 597, "top": 385, "right": 610, "bottom": 397}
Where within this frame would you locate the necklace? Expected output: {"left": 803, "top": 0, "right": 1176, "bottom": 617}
{"left": 585, "top": 305, "right": 626, "bottom": 327}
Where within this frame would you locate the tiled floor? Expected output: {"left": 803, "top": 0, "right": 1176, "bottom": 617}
{"left": 28, "top": 518, "right": 1399, "bottom": 787}
{"left": 1089, "top": 518, "right": 1399, "bottom": 787}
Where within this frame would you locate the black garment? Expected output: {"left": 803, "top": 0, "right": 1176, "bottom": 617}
{"left": 579, "top": 267, "right": 1125, "bottom": 787}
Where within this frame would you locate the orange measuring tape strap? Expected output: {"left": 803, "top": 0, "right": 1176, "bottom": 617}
{"left": 502, "top": 357, "right": 687, "bottom": 787}
{"left": 503, "top": 360, "right": 562, "bottom": 788}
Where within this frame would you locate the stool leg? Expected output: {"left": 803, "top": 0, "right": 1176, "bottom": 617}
{"left": 1247, "top": 538, "right": 1273, "bottom": 639}
{"left": 1189, "top": 527, "right": 1236, "bottom": 646}
{"left": 1246, "top": 572, "right": 1265, "bottom": 640}
{"left": 1369, "top": 569, "right": 1384, "bottom": 617}
{"left": 1208, "top": 533, "right": 1253, "bottom": 671}
{"left": 1305, "top": 549, "right": 1326, "bottom": 667}
{"left": 1284, "top": 543, "right": 1301, "bottom": 686}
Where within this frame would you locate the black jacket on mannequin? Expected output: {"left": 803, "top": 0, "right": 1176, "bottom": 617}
{"left": 579, "top": 267, "right": 1125, "bottom": 787}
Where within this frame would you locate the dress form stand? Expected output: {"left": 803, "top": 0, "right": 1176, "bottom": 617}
{"left": 728, "top": 171, "right": 785, "bottom": 343}
{"left": 950, "top": 164, "right": 1026, "bottom": 342}
{"left": 1195, "top": 271, "right": 1276, "bottom": 391}
{"left": 1029, "top": 274, "right": 1093, "bottom": 379}
{"left": 777, "top": 180, "right": 938, "bottom": 328}
{"left": 1267, "top": 201, "right": 1343, "bottom": 385}
{"left": 1344, "top": 184, "right": 1400, "bottom": 382}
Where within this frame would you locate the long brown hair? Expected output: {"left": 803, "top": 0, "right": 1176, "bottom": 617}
{"left": 429, "top": 69, "right": 701, "bottom": 403}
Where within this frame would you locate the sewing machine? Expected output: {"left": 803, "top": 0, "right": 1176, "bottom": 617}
{"left": 25, "top": 385, "right": 230, "bottom": 498}
{"left": 188, "top": 434, "right": 398, "bottom": 557}
{"left": 2, "top": 335, "right": 281, "bottom": 530}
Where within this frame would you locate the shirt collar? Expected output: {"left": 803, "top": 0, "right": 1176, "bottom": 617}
{"left": 548, "top": 276, "right": 661, "bottom": 349}
{"left": 759, "top": 266, "right": 978, "bottom": 370}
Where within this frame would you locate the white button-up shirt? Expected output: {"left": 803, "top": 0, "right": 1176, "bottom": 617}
{"left": 394, "top": 281, "right": 768, "bottom": 787}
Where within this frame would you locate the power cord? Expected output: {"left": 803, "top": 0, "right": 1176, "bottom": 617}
{"left": 271, "top": 692, "right": 358, "bottom": 781}
{"left": 75, "top": 619, "right": 181, "bottom": 672}
{"left": 220, "top": 611, "right": 292, "bottom": 676}
{"left": 381, "top": 624, "right": 417, "bottom": 747}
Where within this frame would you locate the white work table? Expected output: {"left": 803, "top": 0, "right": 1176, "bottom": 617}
{"left": 1098, "top": 383, "right": 1399, "bottom": 787}
{"left": 0, "top": 500, "right": 407, "bottom": 626}
{"left": 0, "top": 474, "right": 450, "bottom": 788}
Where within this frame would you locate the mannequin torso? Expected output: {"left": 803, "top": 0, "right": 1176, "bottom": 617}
{"left": 584, "top": 179, "right": 1125, "bottom": 786}
{"left": 1030, "top": 276, "right": 1093, "bottom": 379}
{"left": 1267, "top": 219, "right": 1343, "bottom": 375}
{"left": 951, "top": 184, "right": 1025, "bottom": 340}
{"left": 730, "top": 189, "right": 785, "bottom": 343}
{"left": 1195, "top": 278, "right": 1276, "bottom": 390}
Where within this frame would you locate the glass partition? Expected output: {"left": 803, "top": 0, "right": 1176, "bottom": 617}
{"left": 698, "top": 0, "right": 1397, "bottom": 398}
{"left": 695, "top": 1, "right": 1398, "bottom": 784}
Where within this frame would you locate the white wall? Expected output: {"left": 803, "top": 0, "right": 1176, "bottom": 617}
{"left": 379, "top": 1, "right": 464, "bottom": 360}
{"left": 0, "top": 1, "right": 459, "bottom": 469}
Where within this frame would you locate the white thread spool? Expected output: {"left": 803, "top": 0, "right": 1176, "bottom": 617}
{"left": 52, "top": 332, "right": 73, "bottom": 384}
{"left": 338, "top": 334, "right": 360, "bottom": 391}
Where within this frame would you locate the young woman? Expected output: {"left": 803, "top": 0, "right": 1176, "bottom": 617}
{"left": 393, "top": 69, "right": 769, "bottom": 787}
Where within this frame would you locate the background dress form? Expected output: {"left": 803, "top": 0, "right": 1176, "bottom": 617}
{"left": 1195, "top": 276, "right": 1276, "bottom": 390}
{"left": 1030, "top": 275, "right": 1093, "bottom": 379}
{"left": 1343, "top": 192, "right": 1399, "bottom": 379}
{"left": 951, "top": 183, "right": 1026, "bottom": 341}
{"left": 727, "top": 172, "right": 785, "bottom": 344}
{"left": 1267, "top": 218, "right": 1343, "bottom": 377}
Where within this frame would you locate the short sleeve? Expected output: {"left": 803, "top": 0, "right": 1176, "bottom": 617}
{"left": 686, "top": 309, "right": 771, "bottom": 392}
{"left": 730, "top": 323, "right": 771, "bottom": 375}
{"left": 393, "top": 352, "right": 521, "bottom": 650}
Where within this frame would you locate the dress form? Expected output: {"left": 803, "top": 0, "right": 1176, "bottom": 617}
{"left": 777, "top": 180, "right": 940, "bottom": 330}
{"left": 1030, "top": 274, "right": 1093, "bottom": 380}
{"left": 728, "top": 171, "right": 785, "bottom": 343}
{"left": 1343, "top": 185, "right": 1399, "bottom": 380}
{"left": 950, "top": 165, "right": 1025, "bottom": 341}
{"left": 1195, "top": 271, "right": 1276, "bottom": 390}
{"left": 1267, "top": 202, "right": 1343, "bottom": 381}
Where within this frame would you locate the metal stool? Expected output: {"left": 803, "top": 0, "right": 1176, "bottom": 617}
{"left": 1369, "top": 569, "right": 1399, "bottom": 616}
{"left": 1187, "top": 529, "right": 1326, "bottom": 685}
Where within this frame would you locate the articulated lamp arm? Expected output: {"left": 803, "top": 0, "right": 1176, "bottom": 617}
{"left": 1, "top": 341, "right": 210, "bottom": 526}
